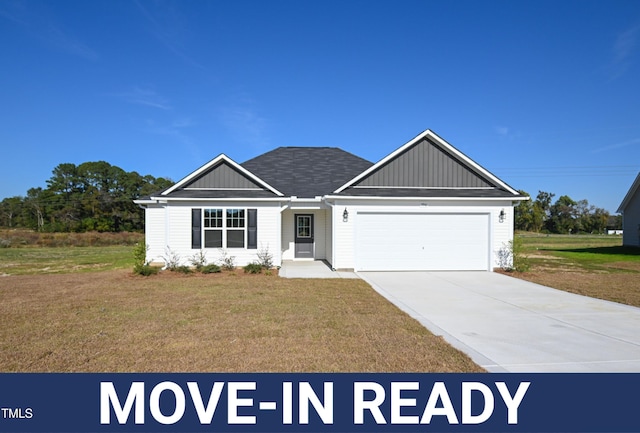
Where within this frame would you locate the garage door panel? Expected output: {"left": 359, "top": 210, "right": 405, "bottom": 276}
{"left": 355, "top": 213, "right": 489, "bottom": 271}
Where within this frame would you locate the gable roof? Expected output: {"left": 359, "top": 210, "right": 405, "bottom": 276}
{"left": 617, "top": 172, "right": 640, "bottom": 213}
{"left": 334, "top": 129, "right": 523, "bottom": 198}
{"left": 242, "top": 147, "right": 373, "bottom": 197}
{"left": 161, "top": 154, "right": 283, "bottom": 198}
{"left": 141, "top": 129, "right": 524, "bottom": 202}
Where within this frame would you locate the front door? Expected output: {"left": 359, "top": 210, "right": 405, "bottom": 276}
{"left": 294, "top": 214, "right": 314, "bottom": 258}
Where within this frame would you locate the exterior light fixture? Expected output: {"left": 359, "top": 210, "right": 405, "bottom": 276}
{"left": 343, "top": 208, "right": 349, "bottom": 222}
{"left": 499, "top": 209, "right": 506, "bottom": 223}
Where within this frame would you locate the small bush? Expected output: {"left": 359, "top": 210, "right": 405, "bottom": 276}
{"left": 243, "top": 262, "right": 263, "bottom": 274}
{"left": 511, "top": 236, "right": 530, "bottom": 272}
{"left": 132, "top": 242, "right": 159, "bottom": 276}
{"left": 134, "top": 264, "right": 160, "bottom": 276}
{"left": 217, "top": 249, "right": 236, "bottom": 271}
{"left": 0, "top": 238, "right": 10, "bottom": 248}
{"left": 256, "top": 244, "right": 274, "bottom": 269}
{"left": 200, "top": 263, "right": 221, "bottom": 274}
{"left": 497, "top": 237, "right": 530, "bottom": 272}
{"left": 172, "top": 265, "right": 193, "bottom": 274}
{"left": 162, "top": 247, "right": 181, "bottom": 270}
{"left": 189, "top": 250, "right": 208, "bottom": 270}
{"left": 133, "top": 242, "right": 147, "bottom": 265}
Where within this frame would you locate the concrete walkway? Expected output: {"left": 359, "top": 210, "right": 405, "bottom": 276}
{"left": 359, "top": 271, "right": 640, "bottom": 372}
{"left": 279, "top": 260, "right": 359, "bottom": 279}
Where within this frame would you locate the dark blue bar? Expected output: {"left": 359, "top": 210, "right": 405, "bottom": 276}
{"left": 0, "top": 373, "right": 637, "bottom": 432}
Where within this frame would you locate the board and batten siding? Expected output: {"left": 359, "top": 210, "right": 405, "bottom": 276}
{"left": 331, "top": 200, "right": 514, "bottom": 271}
{"left": 150, "top": 202, "right": 281, "bottom": 267}
{"left": 356, "top": 138, "right": 493, "bottom": 189}
{"left": 184, "top": 161, "right": 263, "bottom": 190}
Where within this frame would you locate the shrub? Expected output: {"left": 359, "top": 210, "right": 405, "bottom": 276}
{"left": 243, "top": 262, "right": 263, "bottom": 274}
{"left": 132, "top": 242, "right": 160, "bottom": 276}
{"left": 217, "top": 249, "right": 236, "bottom": 271}
{"left": 497, "top": 237, "right": 530, "bottom": 272}
{"left": 511, "top": 236, "right": 530, "bottom": 272}
{"left": 200, "top": 263, "right": 221, "bottom": 274}
{"left": 133, "top": 242, "right": 147, "bottom": 266}
{"left": 162, "top": 246, "right": 181, "bottom": 270}
{"left": 256, "top": 244, "right": 274, "bottom": 269}
{"left": 189, "top": 250, "right": 208, "bottom": 270}
{"left": 172, "top": 265, "right": 193, "bottom": 274}
{"left": 0, "top": 238, "right": 10, "bottom": 248}
{"left": 134, "top": 264, "right": 160, "bottom": 276}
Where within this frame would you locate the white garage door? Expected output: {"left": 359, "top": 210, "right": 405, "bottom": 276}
{"left": 355, "top": 212, "right": 490, "bottom": 271}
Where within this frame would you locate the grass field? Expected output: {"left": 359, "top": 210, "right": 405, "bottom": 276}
{"left": 0, "top": 245, "right": 134, "bottom": 275}
{"left": 509, "top": 233, "right": 640, "bottom": 307}
{"left": 0, "top": 248, "right": 481, "bottom": 373}
{"left": 3, "top": 231, "right": 639, "bottom": 372}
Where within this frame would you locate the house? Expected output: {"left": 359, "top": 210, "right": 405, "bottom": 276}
{"left": 134, "top": 129, "right": 526, "bottom": 271}
{"left": 617, "top": 172, "right": 640, "bottom": 247}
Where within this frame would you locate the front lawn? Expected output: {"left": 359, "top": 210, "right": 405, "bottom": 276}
{"left": 0, "top": 270, "right": 483, "bottom": 373}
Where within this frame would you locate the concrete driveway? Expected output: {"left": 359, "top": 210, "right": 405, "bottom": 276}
{"left": 359, "top": 271, "right": 640, "bottom": 372}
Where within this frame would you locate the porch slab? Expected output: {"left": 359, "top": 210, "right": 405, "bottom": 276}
{"left": 279, "top": 260, "right": 359, "bottom": 279}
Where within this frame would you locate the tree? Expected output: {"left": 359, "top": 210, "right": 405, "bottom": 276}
{"left": 0, "top": 160, "right": 173, "bottom": 232}
{"left": 0, "top": 196, "right": 23, "bottom": 228}
{"left": 527, "top": 191, "right": 554, "bottom": 232}
{"left": 514, "top": 191, "right": 534, "bottom": 231}
{"left": 547, "top": 195, "right": 578, "bottom": 234}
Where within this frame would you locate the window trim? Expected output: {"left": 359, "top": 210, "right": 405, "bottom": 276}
{"left": 296, "top": 215, "right": 313, "bottom": 239}
{"left": 202, "top": 208, "right": 247, "bottom": 249}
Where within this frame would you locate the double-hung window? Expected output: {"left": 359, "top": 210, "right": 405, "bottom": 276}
{"left": 226, "top": 209, "right": 245, "bottom": 248}
{"left": 203, "top": 208, "right": 245, "bottom": 248}
{"left": 203, "top": 209, "right": 223, "bottom": 248}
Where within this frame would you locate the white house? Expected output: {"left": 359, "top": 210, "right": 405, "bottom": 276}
{"left": 134, "top": 129, "right": 526, "bottom": 271}
{"left": 617, "top": 172, "right": 640, "bottom": 247}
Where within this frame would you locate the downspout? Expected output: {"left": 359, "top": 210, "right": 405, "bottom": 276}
{"left": 325, "top": 199, "right": 337, "bottom": 270}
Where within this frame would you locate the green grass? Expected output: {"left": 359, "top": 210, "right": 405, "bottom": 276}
{"left": 517, "top": 232, "right": 640, "bottom": 273}
{"left": 0, "top": 246, "right": 134, "bottom": 275}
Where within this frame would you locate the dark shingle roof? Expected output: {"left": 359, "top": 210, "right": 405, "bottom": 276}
{"left": 242, "top": 147, "right": 373, "bottom": 197}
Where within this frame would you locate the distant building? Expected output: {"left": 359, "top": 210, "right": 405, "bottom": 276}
{"left": 617, "top": 173, "right": 640, "bottom": 247}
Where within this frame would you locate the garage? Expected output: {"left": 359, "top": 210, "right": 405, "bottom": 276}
{"left": 354, "top": 212, "right": 490, "bottom": 271}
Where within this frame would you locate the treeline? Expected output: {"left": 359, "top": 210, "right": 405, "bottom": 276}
{"left": 0, "top": 161, "right": 172, "bottom": 232}
{"left": 515, "top": 190, "right": 621, "bottom": 234}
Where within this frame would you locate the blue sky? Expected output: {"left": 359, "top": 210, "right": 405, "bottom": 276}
{"left": 1, "top": 0, "right": 639, "bottom": 213}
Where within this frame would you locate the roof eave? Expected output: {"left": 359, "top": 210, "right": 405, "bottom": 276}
{"left": 323, "top": 194, "right": 528, "bottom": 202}
{"left": 617, "top": 172, "right": 640, "bottom": 213}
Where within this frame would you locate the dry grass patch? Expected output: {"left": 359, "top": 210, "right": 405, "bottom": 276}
{"left": 0, "top": 270, "right": 482, "bottom": 373}
{"left": 510, "top": 270, "right": 640, "bottom": 307}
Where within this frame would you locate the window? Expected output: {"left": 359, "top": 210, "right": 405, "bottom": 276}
{"left": 204, "top": 209, "right": 223, "bottom": 248}
{"left": 204, "top": 209, "right": 223, "bottom": 228}
{"left": 297, "top": 215, "right": 312, "bottom": 238}
{"left": 226, "top": 209, "right": 245, "bottom": 248}
{"left": 202, "top": 208, "right": 245, "bottom": 249}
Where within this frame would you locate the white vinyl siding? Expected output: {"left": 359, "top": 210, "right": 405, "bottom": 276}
{"left": 144, "top": 204, "right": 166, "bottom": 265}
{"left": 622, "top": 187, "right": 640, "bottom": 247}
{"left": 153, "top": 202, "right": 281, "bottom": 267}
{"left": 331, "top": 200, "right": 514, "bottom": 271}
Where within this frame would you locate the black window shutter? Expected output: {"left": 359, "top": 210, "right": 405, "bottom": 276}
{"left": 247, "top": 209, "right": 257, "bottom": 249}
{"left": 192, "top": 208, "right": 202, "bottom": 249}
